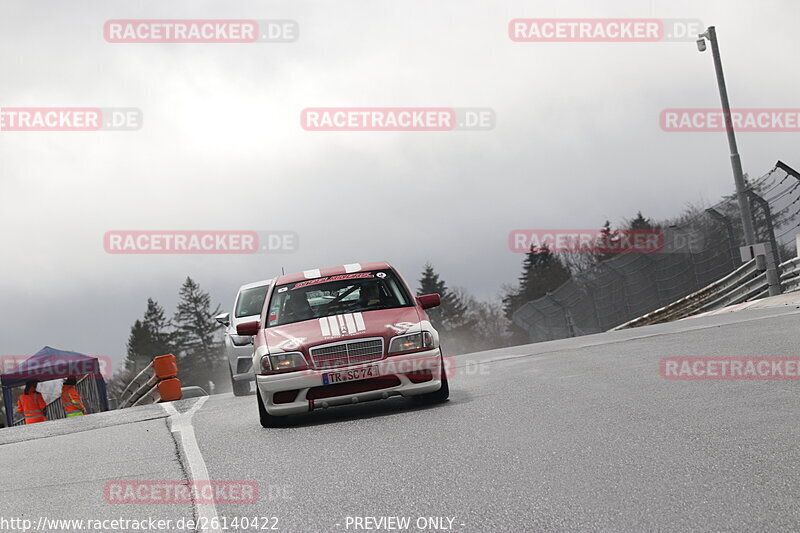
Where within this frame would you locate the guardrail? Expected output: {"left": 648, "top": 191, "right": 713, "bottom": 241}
{"left": 611, "top": 259, "right": 758, "bottom": 330}
{"left": 612, "top": 254, "right": 800, "bottom": 331}
{"left": 118, "top": 354, "right": 182, "bottom": 408}
{"left": 780, "top": 256, "right": 800, "bottom": 292}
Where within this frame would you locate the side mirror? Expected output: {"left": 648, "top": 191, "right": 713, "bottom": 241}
{"left": 416, "top": 294, "right": 441, "bottom": 310}
{"left": 215, "top": 312, "right": 231, "bottom": 327}
{"left": 236, "top": 320, "right": 260, "bottom": 336}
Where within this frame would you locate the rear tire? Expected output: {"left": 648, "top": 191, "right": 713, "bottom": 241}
{"left": 232, "top": 379, "right": 250, "bottom": 397}
{"left": 257, "top": 389, "right": 286, "bottom": 428}
{"left": 420, "top": 355, "right": 450, "bottom": 404}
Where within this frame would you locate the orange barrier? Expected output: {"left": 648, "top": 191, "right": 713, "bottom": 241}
{"left": 153, "top": 354, "right": 178, "bottom": 381}
{"left": 157, "top": 378, "right": 182, "bottom": 402}
{"left": 119, "top": 354, "right": 183, "bottom": 408}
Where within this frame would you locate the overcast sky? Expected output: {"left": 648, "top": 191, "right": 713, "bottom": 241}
{"left": 1, "top": 0, "right": 798, "bottom": 370}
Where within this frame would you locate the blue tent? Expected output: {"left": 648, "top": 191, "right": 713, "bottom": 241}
{"left": 1, "top": 346, "right": 109, "bottom": 427}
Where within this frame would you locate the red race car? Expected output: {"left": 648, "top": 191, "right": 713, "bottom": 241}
{"left": 237, "top": 262, "right": 449, "bottom": 427}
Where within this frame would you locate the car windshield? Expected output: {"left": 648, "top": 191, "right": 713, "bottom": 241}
{"left": 266, "top": 270, "right": 411, "bottom": 327}
{"left": 235, "top": 285, "right": 269, "bottom": 318}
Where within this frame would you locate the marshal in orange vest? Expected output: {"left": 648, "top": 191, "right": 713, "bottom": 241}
{"left": 17, "top": 381, "right": 47, "bottom": 424}
{"left": 61, "top": 377, "right": 86, "bottom": 418}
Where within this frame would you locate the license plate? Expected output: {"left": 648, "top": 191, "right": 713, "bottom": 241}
{"left": 323, "top": 365, "right": 379, "bottom": 385}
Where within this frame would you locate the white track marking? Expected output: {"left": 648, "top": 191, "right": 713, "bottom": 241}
{"left": 162, "top": 398, "right": 221, "bottom": 533}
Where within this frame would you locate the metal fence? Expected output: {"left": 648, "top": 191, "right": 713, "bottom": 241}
{"left": 513, "top": 164, "right": 800, "bottom": 343}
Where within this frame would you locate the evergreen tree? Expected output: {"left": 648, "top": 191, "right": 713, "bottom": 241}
{"left": 417, "top": 263, "right": 469, "bottom": 333}
{"left": 502, "top": 245, "right": 572, "bottom": 342}
{"left": 626, "top": 211, "right": 655, "bottom": 230}
{"left": 124, "top": 319, "right": 152, "bottom": 374}
{"left": 173, "top": 277, "right": 223, "bottom": 387}
{"left": 143, "top": 298, "right": 172, "bottom": 355}
{"left": 450, "top": 287, "right": 512, "bottom": 353}
{"left": 592, "top": 220, "right": 620, "bottom": 264}
{"left": 123, "top": 299, "right": 174, "bottom": 375}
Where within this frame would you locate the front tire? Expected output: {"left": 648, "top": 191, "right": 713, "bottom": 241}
{"left": 420, "top": 355, "right": 450, "bottom": 404}
{"left": 257, "top": 389, "right": 286, "bottom": 428}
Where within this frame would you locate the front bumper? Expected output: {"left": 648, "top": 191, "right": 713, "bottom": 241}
{"left": 231, "top": 355, "right": 255, "bottom": 381}
{"left": 256, "top": 348, "right": 443, "bottom": 415}
{"left": 227, "top": 340, "right": 255, "bottom": 382}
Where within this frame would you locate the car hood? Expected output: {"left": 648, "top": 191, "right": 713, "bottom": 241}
{"left": 264, "top": 307, "right": 423, "bottom": 353}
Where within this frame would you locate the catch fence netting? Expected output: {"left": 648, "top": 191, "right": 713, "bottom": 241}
{"left": 513, "top": 164, "right": 800, "bottom": 343}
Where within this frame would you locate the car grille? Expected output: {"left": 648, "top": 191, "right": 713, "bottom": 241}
{"left": 309, "top": 338, "right": 384, "bottom": 370}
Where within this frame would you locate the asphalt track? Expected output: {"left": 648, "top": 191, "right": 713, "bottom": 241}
{"left": 2, "top": 305, "right": 800, "bottom": 532}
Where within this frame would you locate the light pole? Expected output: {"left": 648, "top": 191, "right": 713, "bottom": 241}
{"left": 697, "top": 26, "right": 781, "bottom": 296}
{"left": 696, "top": 26, "right": 756, "bottom": 247}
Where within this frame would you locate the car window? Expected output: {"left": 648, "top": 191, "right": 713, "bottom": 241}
{"left": 266, "top": 270, "right": 411, "bottom": 327}
{"left": 235, "top": 285, "right": 269, "bottom": 318}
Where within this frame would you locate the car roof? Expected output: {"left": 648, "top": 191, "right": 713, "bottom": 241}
{"left": 275, "top": 262, "right": 392, "bottom": 285}
{"left": 238, "top": 278, "right": 274, "bottom": 292}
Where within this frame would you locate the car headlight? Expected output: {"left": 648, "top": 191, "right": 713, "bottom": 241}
{"left": 230, "top": 334, "right": 253, "bottom": 347}
{"left": 260, "top": 352, "right": 307, "bottom": 375}
{"left": 388, "top": 331, "right": 434, "bottom": 355}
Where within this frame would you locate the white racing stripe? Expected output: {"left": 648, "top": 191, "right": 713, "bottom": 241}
{"left": 162, "top": 398, "right": 221, "bottom": 533}
{"left": 319, "top": 317, "right": 331, "bottom": 336}
{"left": 344, "top": 313, "right": 356, "bottom": 333}
{"left": 328, "top": 315, "right": 340, "bottom": 335}
{"left": 353, "top": 312, "right": 366, "bottom": 331}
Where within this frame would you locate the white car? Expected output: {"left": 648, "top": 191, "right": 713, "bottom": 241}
{"left": 215, "top": 279, "right": 273, "bottom": 396}
{"left": 180, "top": 386, "right": 209, "bottom": 399}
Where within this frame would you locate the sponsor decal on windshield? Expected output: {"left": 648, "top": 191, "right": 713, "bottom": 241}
{"left": 292, "top": 272, "right": 374, "bottom": 290}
